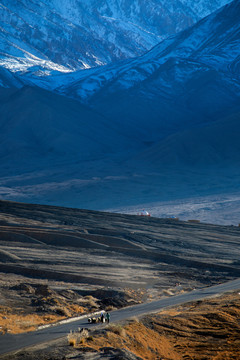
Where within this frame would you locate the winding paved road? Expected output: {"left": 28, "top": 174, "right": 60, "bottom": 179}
{"left": 1, "top": 278, "right": 240, "bottom": 357}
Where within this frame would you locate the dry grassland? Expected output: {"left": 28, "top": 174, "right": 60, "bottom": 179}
{"left": 0, "top": 280, "right": 87, "bottom": 334}
{"left": 0, "top": 299, "right": 86, "bottom": 334}
{"left": 72, "top": 291, "right": 240, "bottom": 359}
{"left": 0, "top": 306, "right": 63, "bottom": 334}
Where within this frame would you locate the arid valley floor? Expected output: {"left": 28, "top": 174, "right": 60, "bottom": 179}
{"left": 0, "top": 200, "right": 240, "bottom": 359}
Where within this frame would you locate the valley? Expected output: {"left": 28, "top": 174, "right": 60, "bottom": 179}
{"left": 1, "top": 1, "right": 240, "bottom": 219}
{"left": 1, "top": 1, "right": 240, "bottom": 358}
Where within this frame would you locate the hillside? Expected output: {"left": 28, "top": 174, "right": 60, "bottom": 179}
{"left": 0, "top": 0, "right": 230, "bottom": 72}
{"left": 1, "top": 199, "right": 240, "bottom": 302}
{"left": 2, "top": 1, "right": 239, "bottom": 147}
{"left": 130, "top": 111, "right": 240, "bottom": 168}
{"left": 0, "top": 86, "right": 136, "bottom": 173}
{"left": 0, "top": 1, "right": 240, "bottom": 220}
{"left": 60, "top": 0, "right": 240, "bottom": 140}
{"left": 0, "top": 200, "right": 240, "bottom": 359}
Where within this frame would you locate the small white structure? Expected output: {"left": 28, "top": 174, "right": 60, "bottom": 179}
{"left": 138, "top": 210, "right": 151, "bottom": 216}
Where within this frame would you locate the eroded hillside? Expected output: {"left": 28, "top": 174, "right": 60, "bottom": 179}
{"left": 0, "top": 200, "right": 240, "bottom": 335}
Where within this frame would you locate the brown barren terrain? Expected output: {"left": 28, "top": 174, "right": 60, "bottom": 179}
{"left": 1, "top": 291, "right": 240, "bottom": 359}
{"left": 71, "top": 291, "right": 240, "bottom": 360}
{"left": 0, "top": 200, "right": 240, "bottom": 358}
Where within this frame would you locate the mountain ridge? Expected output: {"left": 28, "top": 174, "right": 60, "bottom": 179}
{"left": 0, "top": 0, "right": 231, "bottom": 73}
{"left": 0, "top": 0, "right": 240, "bottom": 213}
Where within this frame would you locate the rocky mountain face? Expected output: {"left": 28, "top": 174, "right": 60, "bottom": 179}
{"left": 0, "top": 0, "right": 240, "bottom": 211}
{"left": 55, "top": 0, "right": 240, "bottom": 145}
{"left": 0, "top": 0, "right": 230, "bottom": 72}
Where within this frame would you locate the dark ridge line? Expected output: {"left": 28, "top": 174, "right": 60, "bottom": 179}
{"left": 106, "top": 247, "right": 240, "bottom": 275}
{"left": 0, "top": 263, "right": 118, "bottom": 286}
{"left": 1, "top": 200, "right": 240, "bottom": 232}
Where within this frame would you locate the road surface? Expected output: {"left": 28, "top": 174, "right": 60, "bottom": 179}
{"left": 1, "top": 277, "right": 240, "bottom": 356}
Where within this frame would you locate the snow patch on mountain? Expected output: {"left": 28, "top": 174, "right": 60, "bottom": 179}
{"left": 0, "top": 0, "right": 231, "bottom": 73}
{"left": 54, "top": 0, "right": 240, "bottom": 103}
{"left": 0, "top": 0, "right": 240, "bottom": 221}
{"left": 0, "top": 56, "right": 72, "bottom": 74}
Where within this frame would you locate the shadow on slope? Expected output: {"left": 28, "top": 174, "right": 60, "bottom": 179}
{"left": 130, "top": 110, "right": 240, "bottom": 169}
{"left": 0, "top": 86, "right": 137, "bottom": 171}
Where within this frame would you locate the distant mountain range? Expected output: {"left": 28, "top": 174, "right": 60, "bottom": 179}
{"left": 0, "top": 0, "right": 240, "bottom": 212}
{"left": 0, "top": 0, "right": 230, "bottom": 72}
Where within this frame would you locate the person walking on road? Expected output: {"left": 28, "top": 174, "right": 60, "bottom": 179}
{"left": 106, "top": 312, "right": 110, "bottom": 323}
{"left": 101, "top": 312, "right": 105, "bottom": 323}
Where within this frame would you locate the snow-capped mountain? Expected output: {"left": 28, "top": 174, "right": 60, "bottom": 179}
{"left": 0, "top": 0, "right": 230, "bottom": 73}
{"left": 0, "top": 0, "right": 240, "bottom": 214}
{"left": 61, "top": 0, "right": 240, "bottom": 94}
{"left": 54, "top": 0, "right": 240, "bottom": 143}
{"left": 1, "top": 0, "right": 240, "bottom": 157}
